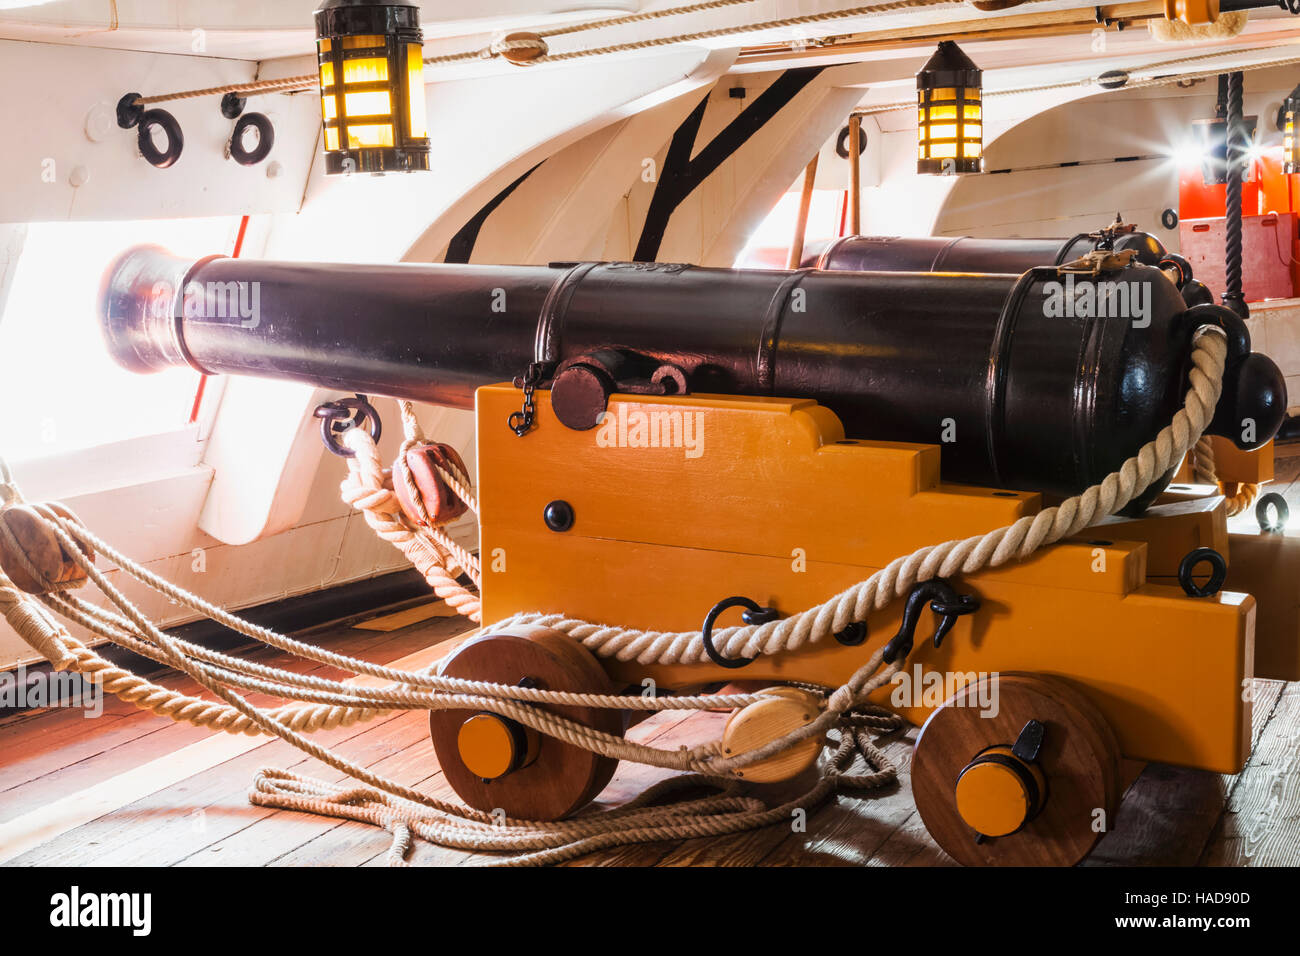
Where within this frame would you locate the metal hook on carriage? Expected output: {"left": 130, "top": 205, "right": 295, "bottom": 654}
{"left": 700, "top": 595, "right": 779, "bottom": 669}
{"left": 313, "top": 394, "right": 382, "bottom": 458}
{"left": 881, "top": 579, "right": 980, "bottom": 664}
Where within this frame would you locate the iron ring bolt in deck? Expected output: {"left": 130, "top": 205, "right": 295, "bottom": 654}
{"left": 1177, "top": 547, "right": 1228, "bottom": 598}
{"left": 1256, "top": 492, "right": 1290, "bottom": 533}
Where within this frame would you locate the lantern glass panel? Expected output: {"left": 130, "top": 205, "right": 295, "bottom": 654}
{"left": 344, "top": 90, "right": 392, "bottom": 117}
{"left": 407, "top": 43, "right": 428, "bottom": 138}
{"left": 347, "top": 124, "right": 394, "bottom": 148}
{"left": 342, "top": 58, "right": 388, "bottom": 84}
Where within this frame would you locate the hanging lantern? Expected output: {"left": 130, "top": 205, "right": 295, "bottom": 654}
{"left": 314, "top": 0, "right": 430, "bottom": 175}
{"left": 1285, "top": 93, "right": 1299, "bottom": 175}
{"left": 916, "top": 40, "right": 983, "bottom": 175}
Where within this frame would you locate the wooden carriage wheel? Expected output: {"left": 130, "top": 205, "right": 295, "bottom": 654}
{"left": 429, "top": 624, "right": 624, "bottom": 821}
{"left": 912, "top": 673, "right": 1122, "bottom": 867}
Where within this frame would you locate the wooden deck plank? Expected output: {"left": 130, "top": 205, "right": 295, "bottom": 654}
{"left": 0, "top": 637, "right": 394, "bottom": 825}
{"left": 0, "top": 617, "right": 461, "bottom": 799}
{"left": 1199, "top": 681, "right": 1300, "bottom": 865}
{"left": 178, "top": 713, "right": 436, "bottom": 867}
{"left": 2, "top": 615, "right": 472, "bottom": 864}
{"left": 758, "top": 728, "right": 952, "bottom": 867}
{"left": 353, "top": 601, "right": 457, "bottom": 632}
{"left": 1085, "top": 678, "right": 1285, "bottom": 866}
{"left": 8, "top": 713, "right": 408, "bottom": 867}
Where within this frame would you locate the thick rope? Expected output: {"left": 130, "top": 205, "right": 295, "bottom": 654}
{"left": 338, "top": 426, "right": 482, "bottom": 620}
{"left": 250, "top": 705, "right": 902, "bottom": 867}
{"left": 1191, "top": 436, "right": 1258, "bottom": 517}
{"left": 1223, "top": 71, "right": 1247, "bottom": 316}
{"left": 522, "top": 0, "right": 1010, "bottom": 63}
{"left": 0, "top": 328, "right": 1227, "bottom": 863}
{"left": 136, "top": 0, "right": 1000, "bottom": 103}
{"left": 503, "top": 332, "right": 1227, "bottom": 668}
{"left": 855, "top": 41, "right": 1300, "bottom": 115}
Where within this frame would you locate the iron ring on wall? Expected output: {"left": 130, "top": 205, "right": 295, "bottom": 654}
{"left": 836, "top": 124, "right": 868, "bottom": 159}
{"left": 229, "top": 112, "right": 275, "bottom": 166}
{"left": 137, "top": 109, "right": 184, "bottom": 168}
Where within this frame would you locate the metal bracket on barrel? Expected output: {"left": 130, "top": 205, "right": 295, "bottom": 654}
{"left": 313, "top": 394, "right": 382, "bottom": 458}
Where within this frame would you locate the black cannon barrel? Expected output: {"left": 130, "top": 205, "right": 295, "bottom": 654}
{"left": 810, "top": 231, "right": 1165, "bottom": 273}
{"left": 808, "top": 232, "right": 1216, "bottom": 308}
{"left": 100, "top": 246, "right": 1285, "bottom": 499}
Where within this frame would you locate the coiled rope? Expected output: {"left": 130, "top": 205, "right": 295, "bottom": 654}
{"left": 0, "top": 328, "right": 1228, "bottom": 864}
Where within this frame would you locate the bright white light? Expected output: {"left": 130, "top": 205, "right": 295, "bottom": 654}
{"left": 1171, "top": 140, "right": 1204, "bottom": 168}
{"left": 735, "top": 188, "right": 846, "bottom": 268}
{"left": 0, "top": 218, "right": 239, "bottom": 461}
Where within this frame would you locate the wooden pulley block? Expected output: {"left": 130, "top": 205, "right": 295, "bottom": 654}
{"left": 392, "top": 442, "right": 471, "bottom": 528}
{"left": 912, "top": 673, "right": 1122, "bottom": 867}
{"left": 0, "top": 504, "right": 93, "bottom": 595}
{"left": 498, "top": 31, "right": 548, "bottom": 66}
{"left": 429, "top": 624, "right": 623, "bottom": 821}
{"left": 721, "top": 686, "right": 825, "bottom": 783}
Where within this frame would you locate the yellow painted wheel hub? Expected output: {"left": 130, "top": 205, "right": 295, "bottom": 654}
{"left": 953, "top": 744, "right": 1045, "bottom": 838}
{"left": 457, "top": 713, "right": 529, "bottom": 781}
